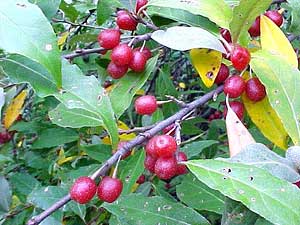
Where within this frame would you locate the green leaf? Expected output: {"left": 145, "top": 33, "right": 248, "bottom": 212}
{"left": 109, "top": 55, "right": 158, "bottom": 117}
{"left": 186, "top": 159, "right": 300, "bottom": 225}
{"left": 103, "top": 194, "right": 211, "bottom": 225}
{"left": 29, "top": 0, "right": 61, "bottom": 19}
{"left": 0, "top": 0, "right": 62, "bottom": 87}
{"left": 148, "top": 0, "right": 232, "bottom": 29}
{"left": 49, "top": 104, "right": 103, "bottom": 128}
{"left": 120, "top": 150, "right": 145, "bottom": 195}
{"left": 147, "top": 6, "right": 219, "bottom": 35}
{"left": 229, "top": 143, "right": 300, "bottom": 183}
{"left": 0, "top": 155, "right": 12, "bottom": 166}
{"left": 181, "top": 140, "right": 218, "bottom": 159}
{"left": 0, "top": 176, "right": 11, "bottom": 213}
{"left": 59, "top": 164, "right": 99, "bottom": 184}
{"left": 254, "top": 218, "right": 274, "bottom": 225}
{"left": 32, "top": 128, "right": 78, "bottom": 149}
{"left": 80, "top": 144, "right": 111, "bottom": 162}
{"left": 0, "top": 54, "right": 57, "bottom": 97}
{"left": 229, "top": 0, "right": 272, "bottom": 43}
{"left": 288, "top": 0, "right": 300, "bottom": 34}
{"left": 251, "top": 50, "right": 300, "bottom": 145}
{"left": 176, "top": 174, "right": 224, "bottom": 214}
{"left": 10, "top": 173, "right": 40, "bottom": 196}
{"left": 53, "top": 60, "right": 118, "bottom": 147}
{"left": 151, "top": 26, "right": 226, "bottom": 52}
{"left": 97, "top": 0, "right": 121, "bottom": 25}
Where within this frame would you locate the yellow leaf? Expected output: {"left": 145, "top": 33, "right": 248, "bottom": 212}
{"left": 136, "top": 89, "right": 145, "bottom": 96}
{"left": 57, "top": 148, "right": 77, "bottom": 165}
{"left": 178, "top": 82, "right": 186, "bottom": 89}
{"left": 242, "top": 94, "right": 288, "bottom": 149}
{"left": 58, "top": 32, "right": 69, "bottom": 47}
{"left": 260, "top": 15, "right": 298, "bottom": 68}
{"left": 4, "top": 90, "right": 27, "bottom": 129}
{"left": 190, "top": 49, "right": 222, "bottom": 88}
{"left": 226, "top": 102, "right": 256, "bottom": 157}
{"left": 105, "top": 84, "right": 115, "bottom": 93}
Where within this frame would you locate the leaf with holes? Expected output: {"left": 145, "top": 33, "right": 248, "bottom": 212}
{"left": 186, "top": 159, "right": 300, "bottom": 225}
{"left": 251, "top": 50, "right": 300, "bottom": 145}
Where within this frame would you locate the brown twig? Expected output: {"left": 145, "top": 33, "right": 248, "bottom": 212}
{"left": 26, "top": 85, "right": 224, "bottom": 225}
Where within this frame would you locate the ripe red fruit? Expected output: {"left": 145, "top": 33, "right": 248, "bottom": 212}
{"left": 223, "top": 101, "right": 245, "bottom": 120}
{"left": 116, "top": 11, "right": 138, "bottom": 31}
{"left": 97, "top": 176, "right": 123, "bottom": 203}
{"left": 144, "top": 154, "right": 157, "bottom": 173}
{"left": 162, "top": 124, "right": 175, "bottom": 135}
{"left": 245, "top": 77, "right": 266, "bottom": 102}
{"left": 70, "top": 176, "right": 97, "bottom": 204}
{"left": 215, "top": 63, "right": 229, "bottom": 85}
{"left": 230, "top": 45, "right": 251, "bottom": 71}
{"left": 107, "top": 61, "right": 128, "bottom": 79}
{"left": 220, "top": 28, "right": 232, "bottom": 43}
{"left": 111, "top": 44, "right": 133, "bottom": 66}
{"left": 152, "top": 135, "right": 177, "bottom": 158}
{"left": 176, "top": 152, "right": 188, "bottom": 175}
{"left": 97, "top": 29, "right": 120, "bottom": 49}
{"left": 154, "top": 156, "right": 177, "bottom": 180}
{"left": 112, "top": 141, "right": 131, "bottom": 159}
{"left": 265, "top": 10, "right": 283, "bottom": 27}
{"left": 134, "top": 95, "right": 157, "bottom": 115}
{"left": 133, "top": 47, "right": 152, "bottom": 59}
{"left": 136, "top": 0, "right": 148, "bottom": 13}
{"left": 248, "top": 16, "right": 261, "bottom": 37}
{"left": 129, "top": 50, "right": 147, "bottom": 72}
{"left": 224, "top": 75, "right": 246, "bottom": 98}
{"left": 136, "top": 174, "right": 146, "bottom": 184}
{"left": 145, "top": 137, "right": 158, "bottom": 158}
{"left": 0, "top": 131, "right": 12, "bottom": 144}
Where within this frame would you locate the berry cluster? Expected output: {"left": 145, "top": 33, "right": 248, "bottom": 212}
{"left": 97, "top": 0, "right": 152, "bottom": 79}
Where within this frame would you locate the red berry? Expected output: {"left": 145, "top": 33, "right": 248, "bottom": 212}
{"left": 116, "top": 11, "right": 138, "bottom": 31}
{"left": 129, "top": 50, "right": 147, "bottom": 72}
{"left": 97, "top": 29, "right": 120, "bottom": 49}
{"left": 265, "top": 10, "right": 283, "bottom": 27}
{"left": 111, "top": 44, "right": 133, "bottom": 66}
{"left": 214, "top": 111, "right": 222, "bottom": 119}
{"left": 230, "top": 45, "right": 251, "bottom": 71}
{"left": 136, "top": 174, "right": 146, "bottom": 184}
{"left": 70, "top": 177, "right": 97, "bottom": 204}
{"left": 162, "top": 124, "right": 175, "bottom": 135}
{"left": 215, "top": 63, "right": 229, "bottom": 85}
{"left": 0, "top": 131, "right": 12, "bottom": 144}
{"left": 144, "top": 154, "right": 157, "bottom": 173}
{"left": 107, "top": 61, "right": 128, "bottom": 79}
{"left": 136, "top": 0, "right": 148, "bottom": 13}
{"left": 134, "top": 95, "right": 157, "bottom": 115}
{"left": 154, "top": 156, "right": 177, "bottom": 180}
{"left": 223, "top": 101, "right": 245, "bottom": 120}
{"left": 293, "top": 181, "right": 300, "bottom": 188}
{"left": 245, "top": 77, "right": 266, "bottom": 102}
{"left": 133, "top": 47, "right": 152, "bottom": 59}
{"left": 117, "top": 10, "right": 127, "bottom": 16}
{"left": 152, "top": 135, "right": 177, "bottom": 158}
{"left": 248, "top": 16, "right": 261, "bottom": 37}
{"left": 176, "top": 152, "right": 188, "bottom": 175}
{"left": 208, "top": 114, "right": 215, "bottom": 122}
{"left": 112, "top": 141, "right": 131, "bottom": 159}
{"left": 97, "top": 177, "right": 123, "bottom": 203}
{"left": 224, "top": 75, "right": 246, "bottom": 98}
{"left": 145, "top": 137, "right": 158, "bottom": 158}
{"left": 220, "top": 28, "right": 232, "bottom": 43}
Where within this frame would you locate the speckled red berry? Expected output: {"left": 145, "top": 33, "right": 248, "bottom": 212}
{"left": 136, "top": 174, "right": 146, "bottom": 184}
{"left": 135, "top": 0, "right": 148, "bottom": 13}
{"left": 215, "top": 63, "right": 229, "bottom": 85}
{"left": 176, "top": 152, "right": 188, "bottom": 175}
{"left": 245, "top": 77, "right": 266, "bottom": 102}
{"left": 111, "top": 44, "right": 133, "bottom": 66}
{"left": 97, "top": 29, "right": 120, "bottom": 49}
{"left": 154, "top": 156, "right": 177, "bottom": 180}
{"left": 144, "top": 154, "right": 157, "bottom": 173}
{"left": 248, "top": 16, "right": 261, "bottom": 37}
{"left": 116, "top": 11, "right": 138, "bottom": 31}
{"left": 223, "top": 101, "right": 245, "bottom": 120}
{"left": 112, "top": 141, "right": 131, "bottom": 159}
{"left": 129, "top": 50, "right": 147, "bottom": 72}
{"left": 0, "top": 130, "right": 12, "bottom": 144}
{"left": 230, "top": 45, "right": 251, "bottom": 71}
{"left": 220, "top": 28, "right": 232, "bottom": 43}
{"left": 97, "top": 176, "right": 123, "bottom": 203}
{"left": 162, "top": 124, "right": 175, "bottom": 135}
{"left": 70, "top": 176, "right": 97, "bottom": 204}
{"left": 107, "top": 61, "right": 128, "bottom": 79}
{"left": 133, "top": 47, "right": 152, "bottom": 59}
{"left": 145, "top": 137, "right": 158, "bottom": 158}
{"left": 134, "top": 95, "right": 157, "bottom": 115}
{"left": 152, "top": 135, "right": 177, "bottom": 158}
{"left": 224, "top": 75, "right": 246, "bottom": 98}
{"left": 265, "top": 10, "right": 283, "bottom": 27}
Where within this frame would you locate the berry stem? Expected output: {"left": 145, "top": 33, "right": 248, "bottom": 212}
{"left": 219, "top": 36, "right": 232, "bottom": 53}
{"left": 112, "top": 155, "right": 122, "bottom": 179}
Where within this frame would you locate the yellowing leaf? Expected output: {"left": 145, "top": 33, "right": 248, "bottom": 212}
{"left": 226, "top": 102, "right": 256, "bottom": 157}
{"left": 57, "top": 148, "right": 77, "bottom": 165}
{"left": 260, "top": 15, "right": 298, "bottom": 68}
{"left": 190, "top": 49, "right": 222, "bottom": 88}
{"left": 4, "top": 90, "right": 27, "bottom": 129}
{"left": 242, "top": 94, "right": 288, "bottom": 149}
{"left": 178, "top": 82, "right": 186, "bottom": 89}
{"left": 58, "top": 32, "right": 69, "bottom": 48}
{"left": 136, "top": 89, "right": 145, "bottom": 96}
